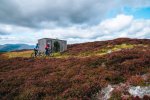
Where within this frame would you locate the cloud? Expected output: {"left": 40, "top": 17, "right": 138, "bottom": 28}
{"left": 121, "top": 0, "right": 150, "bottom": 8}
{"left": 1, "top": 14, "right": 149, "bottom": 44}
{"left": 0, "top": 0, "right": 150, "bottom": 29}
{"left": 33, "top": 14, "right": 150, "bottom": 43}
{"left": 0, "top": 0, "right": 109, "bottom": 27}
{"left": 0, "top": 0, "right": 150, "bottom": 44}
{"left": 0, "top": 23, "right": 37, "bottom": 35}
{"left": 98, "top": 14, "right": 133, "bottom": 33}
{"left": 0, "top": 31, "right": 10, "bottom": 35}
{"left": 95, "top": 15, "right": 150, "bottom": 40}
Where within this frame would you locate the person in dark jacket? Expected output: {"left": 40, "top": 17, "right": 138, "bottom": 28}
{"left": 34, "top": 43, "right": 39, "bottom": 57}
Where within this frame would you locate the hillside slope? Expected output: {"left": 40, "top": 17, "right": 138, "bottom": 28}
{"left": 65, "top": 38, "right": 150, "bottom": 55}
{"left": 0, "top": 38, "right": 150, "bottom": 100}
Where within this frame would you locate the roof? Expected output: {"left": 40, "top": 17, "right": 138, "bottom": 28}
{"left": 38, "top": 38, "right": 67, "bottom": 42}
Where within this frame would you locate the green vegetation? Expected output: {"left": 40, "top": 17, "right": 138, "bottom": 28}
{"left": 3, "top": 43, "right": 148, "bottom": 59}
{"left": 79, "top": 43, "right": 145, "bottom": 56}
{"left": 2, "top": 50, "right": 33, "bottom": 58}
{"left": 109, "top": 92, "right": 122, "bottom": 100}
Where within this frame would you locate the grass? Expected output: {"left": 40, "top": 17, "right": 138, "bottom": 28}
{"left": 2, "top": 44, "right": 148, "bottom": 58}
{"left": 53, "top": 52, "right": 69, "bottom": 58}
{"left": 2, "top": 50, "right": 33, "bottom": 58}
{"left": 79, "top": 43, "right": 145, "bottom": 57}
{"left": 2, "top": 51, "right": 68, "bottom": 58}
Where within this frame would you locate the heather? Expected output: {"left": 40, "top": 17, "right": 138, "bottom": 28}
{"left": 0, "top": 38, "right": 150, "bottom": 100}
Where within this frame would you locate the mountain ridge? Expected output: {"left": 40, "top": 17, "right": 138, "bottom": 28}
{"left": 0, "top": 44, "right": 34, "bottom": 52}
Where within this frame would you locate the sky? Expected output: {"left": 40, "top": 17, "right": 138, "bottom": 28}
{"left": 0, "top": 0, "right": 150, "bottom": 45}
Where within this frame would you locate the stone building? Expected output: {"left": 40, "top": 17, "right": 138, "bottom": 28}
{"left": 38, "top": 38, "right": 67, "bottom": 53}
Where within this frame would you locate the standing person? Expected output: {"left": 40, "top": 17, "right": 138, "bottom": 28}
{"left": 45, "top": 43, "right": 50, "bottom": 56}
{"left": 34, "top": 43, "right": 39, "bottom": 57}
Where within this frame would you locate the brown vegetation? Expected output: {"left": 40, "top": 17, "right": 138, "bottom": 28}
{"left": 0, "top": 38, "right": 150, "bottom": 99}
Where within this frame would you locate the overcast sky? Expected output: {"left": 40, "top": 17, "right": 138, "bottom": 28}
{"left": 0, "top": 0, "right": 150, "bottom": 44}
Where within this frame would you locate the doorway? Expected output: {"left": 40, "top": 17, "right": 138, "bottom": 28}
{"left": 54, "top": 41, "right": 60, "bottom": 52}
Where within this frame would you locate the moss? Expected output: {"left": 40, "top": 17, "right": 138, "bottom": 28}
{"left": 53, "top": 52, "right": 61, "bottom": 57}
{"left": 105, "top": 76, "right": 125, "bottom": 84}
{"left": 112, "top": 76, "right": 125, "bottom": 84}
{"left": 15, "top": 87, "right": 45, "bottom": 100}
{"left": 79, "top": 51, "right": 93, "bottom": 56}
{"left": 109, "top": 92, "right": 122, "bottom": 100}
{"left": 89, "top": 59, "right": 106, "bottom": 68}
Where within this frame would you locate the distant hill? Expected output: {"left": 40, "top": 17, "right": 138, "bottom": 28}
{"left": 0, "top": 44, "right": 34, "bottom": 52}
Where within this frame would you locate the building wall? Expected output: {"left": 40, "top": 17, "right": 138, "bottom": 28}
{"left": 38, "top": 39, "right": 47, "bottom": 52}
{"left": 38, "top": 38, "right": 67, "bottom": 53}
{"left": 61, "top": 40, "right": 67, "bottom": 51}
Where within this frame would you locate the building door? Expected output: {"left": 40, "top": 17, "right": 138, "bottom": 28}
{"left": 54, "top": 41, "right": 60, "bottom": 52}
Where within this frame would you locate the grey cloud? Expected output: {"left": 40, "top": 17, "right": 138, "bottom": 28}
{"left": 121, "top": 0, "right": 150, "bottom": 8}
{"left": 144, "top": 34, "right": 150, "bottom": 38}
{"left": 0, "top": 27, "right": 11, "bottom": 35}
{"left": 0, "top": 32, "right": 10, "bottom": 35}
{"left": 0, "top": 0, "right": 149, "bottom": 29}
{"left": 0, "top": 1, "right": 21, "bottom": 25}
{"left": 1, "top": 0, "right": 106, "bottom": 28}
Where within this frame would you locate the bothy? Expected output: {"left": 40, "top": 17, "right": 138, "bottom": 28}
{"left": 38, "top": 38, "right": 67, "bottom": 53}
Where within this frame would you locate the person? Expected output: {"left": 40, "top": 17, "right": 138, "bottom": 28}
{"left": 45, "top": 43, "right": 50, "bottom": 56}
{"left": 34, "top": 43, "right": 39, "bottom": 57}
